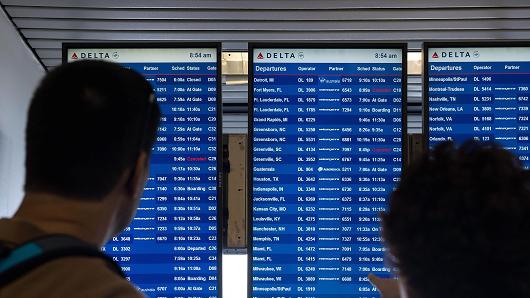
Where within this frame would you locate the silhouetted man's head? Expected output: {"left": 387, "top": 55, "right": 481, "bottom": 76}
{"left": 383, "top": 141, "right": 530, "bottom": 298}
{"left": 24, "top": 60, "right": 160, "bottom": 232}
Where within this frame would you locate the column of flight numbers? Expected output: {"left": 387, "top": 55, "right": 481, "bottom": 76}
{"left": 428, "top": 49, "right": 530, "bottom": 168}
{"left": 252, "top": 52, "right": 403, "bottom": 298}
{"left": 105, "top": 61, "right": 219, "bottom": 297}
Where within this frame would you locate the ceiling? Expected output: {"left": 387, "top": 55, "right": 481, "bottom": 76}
{"left": 2, "top": 0, "right": 530, "bottom": 70}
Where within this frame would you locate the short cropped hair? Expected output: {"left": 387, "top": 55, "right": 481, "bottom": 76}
{"left": 25, "top": 60, "right": 160, "bottom": 199}
{"left": 383, "top": 141, "right": 530, "bottom": 298}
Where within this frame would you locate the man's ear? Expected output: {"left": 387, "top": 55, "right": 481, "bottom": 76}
{"left": 126, "top": 152, "right": 149, "bottom": 198}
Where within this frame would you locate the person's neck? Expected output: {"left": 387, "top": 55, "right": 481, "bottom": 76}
{"left": 13, "top": 192, "right": 115, "bottom": 247}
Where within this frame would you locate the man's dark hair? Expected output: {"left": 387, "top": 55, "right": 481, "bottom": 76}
{"left": 25, "top": 60, "right": 160, "bottom": 199}
{"left": 383, "top": 141, "right": 530, "bottom": 298}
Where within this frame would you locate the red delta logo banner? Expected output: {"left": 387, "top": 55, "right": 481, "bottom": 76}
{"left": 432, "top": 52, "right": 439, "bottom": 59}
{"left": 71, "top": 52, "right": 78, "bottom": 60}
{"left": 257, "top": 52, "right": 264, "bottom": 59}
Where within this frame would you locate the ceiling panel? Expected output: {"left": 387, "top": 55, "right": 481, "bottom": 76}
{"left": 13, "top": 19, "right": 530, "bottom": 31}
{"left": 5, "top": 7, "right": 530, "bottom": 20}
{"left": 3, "top": 0, "right": 530, "bottom": 9}
{"left": 2, "top": 0, "right": 530, "bottom": 69}
{"left": 19, "top": 29, "right": 530, "bottom": 43}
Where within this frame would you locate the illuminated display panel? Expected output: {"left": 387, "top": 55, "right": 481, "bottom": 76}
{"left": 64, "top": 43, "right": 222, "bottom": 298}
{"left": 249, "top": 44, "right": 407, "bottom": 298}
{"left": 425, "top": 43, "right": 530, "bottom": 168}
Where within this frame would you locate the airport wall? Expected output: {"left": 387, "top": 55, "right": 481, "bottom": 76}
{"left": 0, "top": 7, "right": 44, "bottom": 216}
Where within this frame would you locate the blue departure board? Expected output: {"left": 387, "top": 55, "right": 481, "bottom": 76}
{"left": 64, "top": 44, "right": 222, "bottom": 298}
{"left": 425, "top": 43, "right": 530, "bottom": 168}
{"left": 249, "top": 44, "right": 406, "bottom": 298}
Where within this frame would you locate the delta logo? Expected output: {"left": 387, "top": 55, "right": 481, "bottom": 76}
{"left": 69, "top": 51, "right": 120, "bottom": 60}
{"left": 266, "top": 52, "right": 296, "bottom": 59}
{"left": 432, "top": 51, "right": 479, "bottom": 59}
{"left": 256, "top": 51, "right": 304, "bottom": 60}
{"left": 256, "top": 51, "right": 303, "bottom": 60}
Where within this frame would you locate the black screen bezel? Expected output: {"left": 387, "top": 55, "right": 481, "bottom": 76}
{"left": 62, "top": 42, "right": 224, "bottom": 297}
{"left": 247, "top": 42, "right": 408, "bottom": 298}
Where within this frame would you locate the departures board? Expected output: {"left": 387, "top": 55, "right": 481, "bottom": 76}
{"left": 249, "top": 44, "right": 407, "bottom": 298}
{"left": 64, "top": 43, "right": 222, "bottom": 298}
{"left": 425, "top": 43, "right": 530, "bottom": 168}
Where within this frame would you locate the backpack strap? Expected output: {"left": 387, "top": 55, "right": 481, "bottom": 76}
{"left": 0, "top": 235, "right": 125, "bottom": 287}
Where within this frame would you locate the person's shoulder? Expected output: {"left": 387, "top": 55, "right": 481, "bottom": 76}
{"left": 69, "top": 257, "right": 144, "bottom": 297}
{"left": 3, "top": 256, "right": 144, "bottom": 298}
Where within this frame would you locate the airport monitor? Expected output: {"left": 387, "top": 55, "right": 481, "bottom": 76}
{"left": 63, "top": 43, "right": 222, "bottom": 298}
{"left": 249, "top": 43, "right": 407, "bottom": 298}
{"left": 425, "top": 42, "right": 530, "bottom": 167}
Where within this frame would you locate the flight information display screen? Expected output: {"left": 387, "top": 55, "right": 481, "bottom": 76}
{"left": 425, "top": 43, "right": 530, "bottom": 168}
{"left": 64, "top": 44, "right": 222, "bottom": 298}
{"left": 249, "top": 45, "right": 406, "bottom": 298}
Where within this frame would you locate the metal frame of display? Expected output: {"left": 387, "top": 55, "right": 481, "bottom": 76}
{"left": 247, "top": 42, "right": 408, "bottom": 298}
{"left": 62, "top": 42, "right": 224, "bottom": 297}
